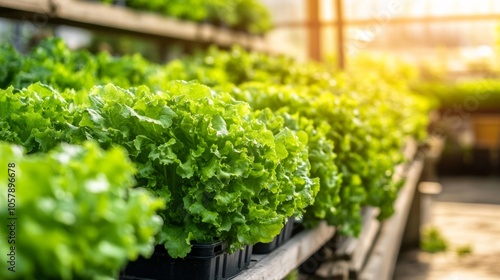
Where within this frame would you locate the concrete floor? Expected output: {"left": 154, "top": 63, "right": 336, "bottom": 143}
{"left": 393, "top": 177, "right": 500, "bottom": 280}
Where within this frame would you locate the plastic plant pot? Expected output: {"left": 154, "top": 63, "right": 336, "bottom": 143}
{"left": 253, "top": 216, "right": 295, "bottom": 254}
{"left": 121, "top": 241, "right": 252, "bottom": 280}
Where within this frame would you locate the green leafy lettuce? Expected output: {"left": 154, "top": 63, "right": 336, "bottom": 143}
{"left": 0, "top": 141, "right": 164, "bottom": 280}
{"left": 76, "top": 82, "right": 317, "bottom": 257}
{"left": 0, "top": 81, "right": 318, "bottom": 258}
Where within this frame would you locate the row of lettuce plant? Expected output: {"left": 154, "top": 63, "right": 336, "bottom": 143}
{"left": 160, "top": 47, "right": 431, "bottom": 234}
{"left": 0, "top": 39, "right": 431, "bottom": 278}
{"left": 412, "top": 79, "right": 500, "bottom": 111}
{"left": 96, "top": 0, "right": 272, "bottom": 34}
{"left": 0, "top": 81, "right": 318, "bottom": 279}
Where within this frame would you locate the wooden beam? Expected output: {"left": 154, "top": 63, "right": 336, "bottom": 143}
{"left": 232, "top": 222, "right": 335, "bottom": 280}
{"left": 275, "top": 13, "right": 500, "bottom": 28}
{"left": 348, "top": 208, "right": 381, "bottom": 278}
{"left": 333, "top": 207, "right": 380, "bottom": 261}
{"left": 359, "top": 158, "right": 424, "bottom": 280}
{"left": 335, "top": 0, "right": 345, "bottom": 69}
{"left": 307, "top": 0, "right": 321, "bottom": 61}
{"left": 0, "top": 0, "right": 46, "bottom": 14}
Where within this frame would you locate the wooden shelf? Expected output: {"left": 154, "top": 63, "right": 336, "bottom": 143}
{"left": 333, "top": 207, "right": 380, "bottom": 262}
{"left": 233, "top": 222, "right": 335, "bottom": 280}
{"left": 348, "top": 207, "right": 381, "bottom": 278}
{"left": 359, "top": 158, "right": 424, "bottom": 280}
{"left": 0, "top": 0, "right": 268, "bottom": 52}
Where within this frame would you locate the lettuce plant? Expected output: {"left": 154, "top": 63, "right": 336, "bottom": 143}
{"left": 0, "top": 82, "right": 319, "bottom": 258}
{"left": 75, "top": 82, "right": 318, "bottom": 257}
{"left": 0, "top": 141, "right": 164, "bottom": 280}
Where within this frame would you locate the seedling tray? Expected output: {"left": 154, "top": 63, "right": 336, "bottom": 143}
{"left": 121, "top": 241, "right": 252, "bottom": 280}
{"left": 253, "top": 216, "right": 295, "bottom": 254}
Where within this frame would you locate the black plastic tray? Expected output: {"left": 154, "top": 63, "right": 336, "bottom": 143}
{"left": 253, "top": 216, "right": 295, "bottom": 254}
{"left": 121, "top": 242, "right": 252, "bottom": 280}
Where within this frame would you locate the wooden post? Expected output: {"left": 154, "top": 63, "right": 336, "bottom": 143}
{"left": 158, "top": 41, "right": 168, "bottom": 64}
{"left": 335, "top": 0, "right": 345, "bottom": 69}
{"left": 307, "top": 0, "right": 321, "bottom": 61}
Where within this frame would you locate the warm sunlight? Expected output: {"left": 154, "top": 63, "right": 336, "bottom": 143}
{"left": 0, "top": 1, "right": 499, "bottom": 280}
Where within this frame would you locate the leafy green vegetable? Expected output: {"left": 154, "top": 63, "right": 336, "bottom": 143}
{"left": 0, "top": 44, "right": 23, "bottom": 89}
{"left": 76, "top": 82, "right": 317, "bottom": 257}
{"left": 229, "top": 82, "right": 364, "bottom": 234}
{"left": 204, "top": 47, "right": 431, "bottom": 234}
{"left": 0, "top": 83, "right": 77, "bottom": 153}
{"left": 13, "top": 39, "right": 99, "bottom": 90}
{"left": 1, "top": 38, "right": 156, "bottom": 92}
{"left": 0, "top": 141, "right": 164, "bottom": 280}
{"left": 0, "top": 81, "right": 318, "bottom": 258}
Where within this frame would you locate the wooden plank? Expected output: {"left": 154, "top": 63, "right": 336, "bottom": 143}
{"left": 335, "top": 0, "right": 345, "bottom": 69}
{"left": 55, "top": 0, "right": 198, "bottom": 41}
{"left": 334, "top": 207, "right": 379, "bottom": 260}
{"left": 0, "top": 0, "right": 47, "bottom": 14}
{"left": 403, "top": 137, "right": 419, "bottom": 161}
{"left": 275, "top": 13, "right": 500, "bottom": 28}
{"left": 348, "top": 209, "right": 380, "bottom": 278}
{"left": 316, "top": 260, "right": 349, "bottom": 280}
{"left": 401, "top": 135, "right": 444, "bottom": 249}
{"left": 334, "top": 237, "right": 356, "bottom": 260}
{"left": 306, "top": 0, "right": 321, "bottom": 61}
{"left": 232, "top": 222, "right": 335, "bottom": 280}
{"left": 359, "top": 158, "right": 424, "bottom": 280}
{"left": 399, "top": 184, "right": 421, "bottom": 251}
{"left": 317, "top": 209, "right": 380, "bottom": 279}
{"left": 393, "top": 137, "right": 419, "bottom": 183}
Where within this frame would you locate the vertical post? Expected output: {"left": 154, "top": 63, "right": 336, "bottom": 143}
{"left": 335, "top": 0, "right": 345, "bottom": 69}
{"left": 158, "top": 41, "right": 169, "bottom": 63}
{"left": 13, "top": 23, "right": 23, "bottom": 53}
{"left": 307, "top": 0, "right": 321, "bottom": 61}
